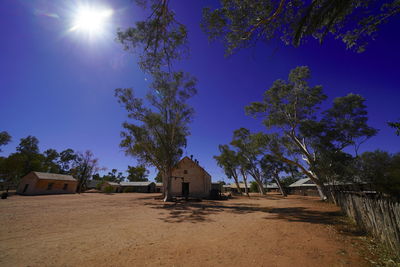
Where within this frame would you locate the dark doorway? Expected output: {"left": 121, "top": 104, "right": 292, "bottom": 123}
{"left": 182, "top": 182, "right": 189, "bottom": 197}
{"left": 23, "top": 184, "right": 29, "bottom": 193}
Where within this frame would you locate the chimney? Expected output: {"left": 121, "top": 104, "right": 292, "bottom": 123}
{"left": 190, "top": 155, "right": 193, "bottom": 160}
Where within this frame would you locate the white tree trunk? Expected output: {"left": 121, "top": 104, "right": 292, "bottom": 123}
{"left": 315, "top": 183, "right": 327, "bottom": 201}
{"left": 162, "top": 170, "right": 173, "bottom": 202}
{"left": 274, "top": 174, "right": 286, "bottom": 197}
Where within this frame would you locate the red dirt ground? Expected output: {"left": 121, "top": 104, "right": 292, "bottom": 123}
{"left": 0, "top": 193, "right": 370, "bottom": 266}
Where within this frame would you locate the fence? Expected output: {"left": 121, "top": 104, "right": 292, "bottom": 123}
{"left": 333, "top": 191, "right": 400, "bottom": 256}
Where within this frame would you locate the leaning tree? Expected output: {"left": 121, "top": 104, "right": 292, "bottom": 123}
{"left": 246, "top": 66, "right": 377, "bottom": 199}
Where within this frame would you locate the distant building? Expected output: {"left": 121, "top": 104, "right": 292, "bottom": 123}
{"left": 101, "top": 181, "right": 120, "bottom": 193}
{"left": 119, "top": 181, "right": 156, "bottom": 193}
{"left": 17, "top": 171, "right": 77, "bottom": 195}
{"left": 288, "top": 178, "right": 319, "bottom": 196}
{"left": 86, "top": 179, "right": 103, "bottom": 190}
{"left": 222, "top": 182, "right": 278, "bottom": 193}
{"left": 155, "top": 183, "right": 163, "bottom": 193}
{"left": 170, "top": 156, "right": 211, "bottom": 198}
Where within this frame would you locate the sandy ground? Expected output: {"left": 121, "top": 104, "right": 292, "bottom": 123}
{"left": 0, "top": 193, "right": 370, "bottom": 267}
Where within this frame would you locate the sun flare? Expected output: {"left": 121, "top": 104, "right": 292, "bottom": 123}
{"left": 70, "top": 5, "right": 113, "bottom": 38}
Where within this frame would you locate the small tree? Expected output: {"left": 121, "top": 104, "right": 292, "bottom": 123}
{"left": 115, "top": 71, "right": 196, "bottom": 202}
{"left": 214, "top": 144, "right": 243, "bottom": 195}
{"left": 0, "top": 131, "right": 11, "bottom": 152}
{"left": 231, "top": 128, "right": 267, "bottom": 195}
{"left": 71, "top": 150, "right": 102, "bottom": 193}
{"left": 58, "top": 149, "right": 78, "bottom": 174}
{"left": 388, "top": 119, "right": 400, "bottom": 136}
{"left": 127, "top": 165, "right": 149, "bottom": 182}
{"left": 260, "top": 154, "right": 287, "bottom": 197}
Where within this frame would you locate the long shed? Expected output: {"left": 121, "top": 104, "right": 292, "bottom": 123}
{"left": 119, "top": 181, "right": 156, "bottom": 193}
{"left": 17, "top": 171, "right": 77, "bottom": 195}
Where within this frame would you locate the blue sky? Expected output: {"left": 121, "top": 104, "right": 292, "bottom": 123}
{"left": 1, "top": 0, "right": 399, "bottom": 182}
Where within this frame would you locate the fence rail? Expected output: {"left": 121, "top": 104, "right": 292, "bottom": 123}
{"left": 333, "top": 191, "right": 400, "bottom": 256}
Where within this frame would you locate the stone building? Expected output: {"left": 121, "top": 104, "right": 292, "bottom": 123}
{"left": 17, "top": 171, "right": 77, "bottom": 195}
{"left": 170, "top": 156, "right": 211, "bottom": 198}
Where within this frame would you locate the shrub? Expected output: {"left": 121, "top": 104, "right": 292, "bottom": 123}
{"left": 103, "top": 185, "right": 115, "bottom": 193}
{"left": 123, "top": 187, "right": 135, "bottom": 193}
{"left": 250, "top": 181, "right": 259, "bottom": 193}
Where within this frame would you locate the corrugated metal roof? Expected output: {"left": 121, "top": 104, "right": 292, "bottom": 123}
{"left": 223, "top": 182, "right": 278, "bottom": 189}
{"left": 105, "top": 182, "right": 120, "bottom": 186}
{"left": 289, "top": 178, "right": 316, "bottom": 187}
{"left": 33, "top": 172, "right": 76, "bottom": 181}
{"left": 119, "top": 181, "right": 154, "bottom": 187}
{"left": 266, "top": 183, "right": 278, "bottom": 188}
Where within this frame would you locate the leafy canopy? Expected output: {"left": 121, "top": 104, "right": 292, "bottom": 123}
{"left": 202, "top": 0, "right": 400, "bottom": 55}
{"left": 115, "top": 71, "right": 197, "bottom": 174}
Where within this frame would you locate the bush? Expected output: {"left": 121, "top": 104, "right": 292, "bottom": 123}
{"left": 103, "top": 185, "right": 115, "bottom": 193}
{"left": 96, "top": 181, "right": 105, "bottom": 190}
{"left": 250, "top": 181, "right": 259, "bottom": 193}
{"left": 123, "top": 187, "right": 135, "bottom": 193}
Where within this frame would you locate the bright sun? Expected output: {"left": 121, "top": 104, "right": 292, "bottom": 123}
{"left": 70, "top": 5, "right": 113, "bottom": 38}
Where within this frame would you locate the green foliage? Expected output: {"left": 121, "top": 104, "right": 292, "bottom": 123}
{"left": 250, "top": 181, "right": 259, "bottom": 192}
{"left": 280, "top": 176, "right": 298, "bottom": 187}
{"left": 117, "top": 0, "right": 188, "bottom": 73}
{"left": 123, "top": 187, "right": 135, "bottom": 193}
{"left": 245, "top": 66, "right": 377, "bottom": 198}
{"left": 357, "top": 150, "right": 400, "bottom": 197}
{"left": 16, "top": 136, "right": 40, "bottom": 154}
{"left": 202, "top": 0, "right": 400, "bottom": 55}
{"left": 115, "top": 71, "right": 196, "bottom": 201}
{"left": 95, "top": 181, "right": 105, "bottom": 190}
{"left": 117, "top": 1, "right": 197, "bottom": 201}
{"left": 0, "top": 131, "right": 11, "bottom": 152}
{"left": 70, "top": 150, "right": 102, "bottom": 193}
{"left": 388, "top": 119, "right": 400, "bottom": 136}
{"left": 103, "top": 185, "right": 115, "bottom": 194}
{"left": 154, "top": 171, "right": 162, "bottom": 183}
{"left": 102, "top": 168, "right": 125, "bottom": 183}
{"left": 127, "top": 165, "right": 149, "bottom": 182}
{"left": 58, "top": 149, "right": 77, "bottom": 174}
{"left": 115, "top": 71, "right": 196, "bottom": 178}
{"left": 214, "top": 144, "right": 240, "bottom": 180}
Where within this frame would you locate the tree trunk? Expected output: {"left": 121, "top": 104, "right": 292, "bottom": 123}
{"left": 278, "top": 156, "right": 327, "bottom": 200}
{"left": 240, "top": 169, "right": 250, "bottom": 197}
{"left": 274, "top": 173, "right": 286, "bottom": 197}
{"left": 163, "top": 170, "right": 173, "bottom": 202}
{"left": 234, "top": 180, "right": 242, "bottom": 195}
{"left": 315, "top": 183, "right": 327, "bottom": 200}
{"left": 255, "top": 179, "right": 266, "bottom": 195}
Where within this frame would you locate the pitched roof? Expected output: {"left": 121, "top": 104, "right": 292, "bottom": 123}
{"left": 119, "top": 181, "right": 154, "bottom": 187}
{"left": 104, "top": 181, "right": 120, "bottom": 186}
{"left": 289, "top": 178, "right": 317, "bottom": 187}
{"left": 177, "top": 156, "right": 212, "bottom": 177}
{"left": 32, "top": 171, "right": 76, "bottom": 182}
{"left": 266, "top": 183, "right": 279, "bottom": 189}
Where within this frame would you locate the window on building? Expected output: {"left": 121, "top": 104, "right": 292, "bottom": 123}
{"left": 184, "top": 170, "right": 188, "bottom": 174}
{"left": 63, "top": 184, "right": 68, "bottom": 190}
{"left": 47, "top": 183, "right": 54, "bottom": 190}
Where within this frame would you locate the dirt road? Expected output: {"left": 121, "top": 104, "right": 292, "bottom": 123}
{"left": 0, "top": 193, "right": 369, "bottom": 266}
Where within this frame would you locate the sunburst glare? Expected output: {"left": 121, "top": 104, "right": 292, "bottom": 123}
{"left": 69, "top": 4, "right": 113, "bottom": 40}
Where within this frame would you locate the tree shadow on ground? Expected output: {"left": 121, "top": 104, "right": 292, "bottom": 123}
{"left": 262, "top": 207, "right": 342, "bottom": 225}
{"left": 144, "top": 200, "right": 344, "bottom": 225}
